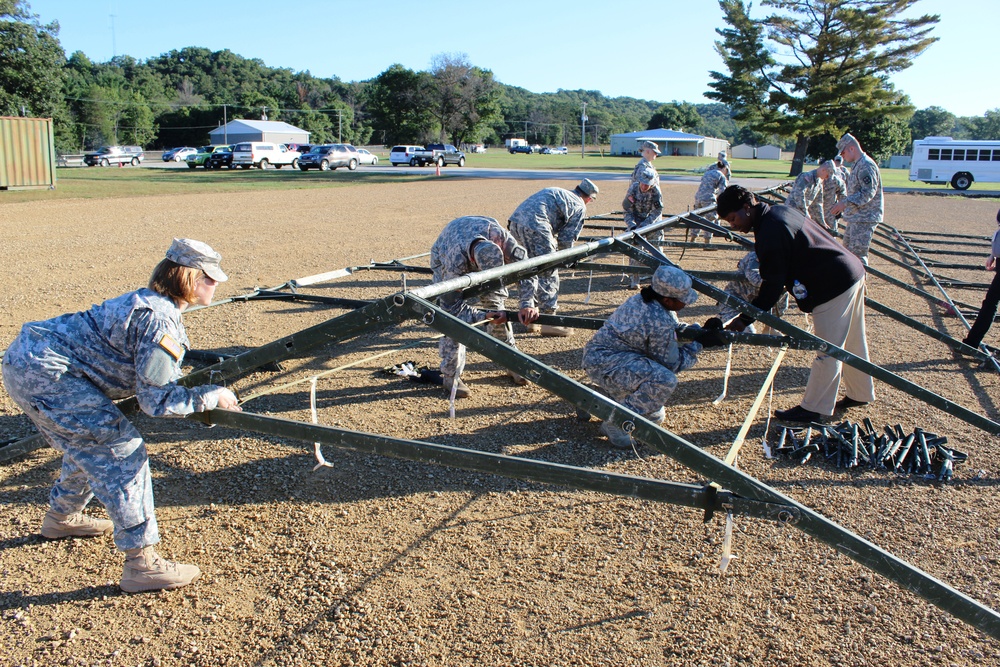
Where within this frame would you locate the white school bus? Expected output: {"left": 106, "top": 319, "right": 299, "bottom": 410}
{"left": 908, "top": 136, "right": 1000, "bottom": 190}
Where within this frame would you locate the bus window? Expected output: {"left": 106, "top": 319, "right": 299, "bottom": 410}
{"left": 953, "top": 149, "right": 965, "bottom": 160}
{"left": 940, "top": 149, "right": 952, "bottom": 160}
{"left": 994, "top": 150, "right": 1000, "bottom": 161}
{"left": 929, "top": 149, "right": 940, "bottom": 160}
{"left": 980, "top": 150, "right": 992, "bottom": 161}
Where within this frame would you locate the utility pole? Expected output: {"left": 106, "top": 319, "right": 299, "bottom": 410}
{"left": 223, "top": 104, "right": 228, "bottom": 144}
{"left": 581, "top": 102, "right": 588, "bottom": 158}
{"left": 109, "top": 14, "right": 116, "bottom": 60}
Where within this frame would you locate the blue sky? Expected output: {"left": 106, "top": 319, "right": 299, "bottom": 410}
{"left": 26, "top": 0, "right": 1000, "bottom": 118}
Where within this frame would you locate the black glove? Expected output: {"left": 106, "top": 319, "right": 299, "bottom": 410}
{"left": 694, "top": 328, "right": 728, "bottom": 348}
{"left": 703, "top": 317, "right": 724, "bottom": 330}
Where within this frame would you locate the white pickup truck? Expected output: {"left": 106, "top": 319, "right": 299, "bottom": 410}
{"left": 232, "top": 142, "right": 301, "bottom": 169}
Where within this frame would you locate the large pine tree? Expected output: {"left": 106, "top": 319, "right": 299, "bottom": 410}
{"left": 707, "top": 0, "right": 938, "bottom": 174}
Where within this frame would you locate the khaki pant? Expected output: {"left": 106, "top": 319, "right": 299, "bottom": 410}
{"left": 800, "top": 278, "right": 876, "bottom": 415}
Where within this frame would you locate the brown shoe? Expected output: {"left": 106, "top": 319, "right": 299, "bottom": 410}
{"left": 120, "top": 547, "right": 201, "bottom": 593}
{"left": 41, "top": 510, "right": 113, "bottom": 540}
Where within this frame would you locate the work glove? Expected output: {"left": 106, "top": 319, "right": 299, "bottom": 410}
{"left": 694, "top": 328, "right": 728, "bottom": 348}
{"left": 703, "top": 317, "right": 724, "bottom": 331}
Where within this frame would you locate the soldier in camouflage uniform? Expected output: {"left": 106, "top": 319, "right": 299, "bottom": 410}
{"left": 430, "top": 216, "right": 534, "bottom": 398}
{"left": 623, "top": 166, "right": 664, "bottom": 288}
{"left": 1, "top": 239, "right": 241, "bottom": 593}
{"left": 630, "top": 140, "right": 661, "bottom": 184}
{"left": 508, "top": 179, "right": 599, "bottom": 336}
{"left": 693, "top": 160, "right": 730, "bottom": 242}
{"left": 821, "top": 159, "right": 848, "bottom": 236}
{"left": 716, "top": 251, "right": 790, "bottom": 333}
{"left": 829, "top": 133, "right": 883, "bottom": 265}
{"left": 786, "top": 162, "right": 832, "bottom": 230}
{"left": 582, "top": 265, "right": 724, "bottom": 449}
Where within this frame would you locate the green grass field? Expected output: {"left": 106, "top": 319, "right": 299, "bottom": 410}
{"left": 2, "top": 149, "right": 997, "bottom": 204}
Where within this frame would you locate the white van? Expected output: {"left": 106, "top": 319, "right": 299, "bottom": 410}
{"left": 390, "top": 145, "right": 424, "bottom": 167}
{"left": 232, "top": 142, "right": 301, "bottom": 169}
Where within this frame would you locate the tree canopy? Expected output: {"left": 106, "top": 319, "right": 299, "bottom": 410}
{"left": 707, "top": 0, "right": 939, "bottom": 174}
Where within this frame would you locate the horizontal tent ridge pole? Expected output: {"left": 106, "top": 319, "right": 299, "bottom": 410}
{"left": 396, "top": 293, "right": 1000, "bottom": 641}
{"left": 191, "top": 409, "right": 789, "bottom": 521}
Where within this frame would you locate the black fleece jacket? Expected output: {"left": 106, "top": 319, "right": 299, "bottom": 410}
{"left": 745, "top": 202, "right": 865, "bottom": 319}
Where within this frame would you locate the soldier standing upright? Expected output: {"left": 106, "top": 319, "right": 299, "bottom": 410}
{"left": 829, "top": 133, "right": 884, "bottom": 265}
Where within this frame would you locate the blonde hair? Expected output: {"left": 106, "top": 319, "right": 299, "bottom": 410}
{"left": 148, "top": 259, "right": 202, "bottom": 304}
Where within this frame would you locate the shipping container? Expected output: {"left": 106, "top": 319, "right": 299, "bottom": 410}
{"left": 0, "top": 116, "right": 56, "bottom": 190}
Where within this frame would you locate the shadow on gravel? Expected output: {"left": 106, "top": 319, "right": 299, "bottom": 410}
{"left": 0, "top": 584, "right": 122, "bottom": 612}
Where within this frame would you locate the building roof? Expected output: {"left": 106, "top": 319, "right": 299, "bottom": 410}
{"left": 612, "top": 128, "right": 706, "bottom": 141}
{"left": 210, "top": 119, "right": 307, "bottom": 134}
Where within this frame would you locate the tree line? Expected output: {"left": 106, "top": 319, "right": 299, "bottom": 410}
{"left": 1, "top": 0, "right": 996, "bottom": 165}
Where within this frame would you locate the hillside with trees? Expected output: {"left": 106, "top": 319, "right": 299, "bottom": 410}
{"left": 1, "top": 0, "right": 995, "bottom": 155}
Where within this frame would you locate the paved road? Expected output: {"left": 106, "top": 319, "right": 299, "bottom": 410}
{"left": 143, "top": 160, "right": 1000, "bottom": 196}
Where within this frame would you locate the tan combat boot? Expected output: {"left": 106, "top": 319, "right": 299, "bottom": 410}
{"left": 120, "top": 546, "right": 201, "bottom": 593}
{"left": 506, "top": 368, "right": 528, "bottom": 386}
{"left": 444, "top": 377, "right": 471, "bottom": 399}
{"left": 41, "top": 510, "right": 113, "bottom": 539}
{"left": 539, "top": 310, "right": 572, "bottom": 337}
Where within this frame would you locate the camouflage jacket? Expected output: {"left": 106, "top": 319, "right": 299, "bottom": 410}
{"left": 842, "top": 153, "right": 883, "bottom": 224}
{"left": 508, "top": 187, "right": 589, "bottom": 250}
{"left": 10, "top": 289, "right": 222, "bottom": 417}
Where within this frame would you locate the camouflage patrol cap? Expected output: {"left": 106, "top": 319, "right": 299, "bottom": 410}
{"left": 640, "top": 140, "right": 661, "bottom": 155}
{"left": 471, "top": 240, "right": 504, "bottom": 270}
{"left": 165, "top": 238, "right": 227, "bottom": 282}
{"left": 651, "top": 265, "right": 698, "bottom": 305}
{"left": 577, "top": 178, "right": 599, "bottom": 198}
{"left": 836, "top": 133, "right": 860, "bottom": 153}
{"left": 637, "top": 166, "right": 657, "bottom": 187}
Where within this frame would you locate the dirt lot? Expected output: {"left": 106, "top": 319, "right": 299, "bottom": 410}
{"left": 1, "top": 175, "right": 1000, "bottom": 667}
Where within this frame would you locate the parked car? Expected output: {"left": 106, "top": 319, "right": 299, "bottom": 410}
{"left": 298, "top": 144, "right": 360, "bottom": 171}
{"left": 390, "top": 145, "right": 424, "bottom": 166}
{"left": 356, "top": 148, "right": 379, "bottom": 166}
{"left": 232, "top": 142, "right": 301, "bottom": 169}
{"left": 207, "top": 145, "right": 235, "bottom": 169}
{"left": 284, "top": 143, "right": 312, "bottom": 154}
{"left": 410, "top": 143, "right": 466, "bottom": 167}
{"left": 186, "top": 145, "right": 227, "bottom": 169}
{"left": 162, "top": 147, "right": 196, "bottom": 162}
{"left": 84, "top": 145, "right": 144, "bottom": 167}
{"left": 552, "top": 146, "right": 568, "bottom": 154}
{"left": 509, "top": 145, "right": 533, "bottom": 154}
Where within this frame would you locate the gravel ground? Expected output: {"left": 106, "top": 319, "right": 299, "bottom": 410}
{"left": 1, "top": 176, "right": 1000, "bottom": 667}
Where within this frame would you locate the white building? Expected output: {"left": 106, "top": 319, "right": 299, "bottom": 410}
{"left": 609, "top": 128, "right": 729, "bottom": 158}
{"left": 208, "top": 120, "right": 309, "bottom": 146}
{"left": 731, "top": 143, "right": 756, "bottom": 159}
{"left": 756, "top": 145, "right": 782, "bottom": 160}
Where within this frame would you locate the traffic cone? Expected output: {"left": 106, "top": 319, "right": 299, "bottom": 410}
{"left": 435, "top": 163, "right": 441, "bottom": 177}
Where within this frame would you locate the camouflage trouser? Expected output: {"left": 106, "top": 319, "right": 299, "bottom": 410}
{"left": 694, "top": 201, "right": 717, "bottom": 240}
{"left": 842, "top": 221, "right": 878, "bottom": 264}
{"left": 1, "top": 334, "right": 159, "bottom": 552}
{"left": 508, "top": 220, "right": 559, "bottom": 312}
{"left": 437, "top": 291, "right": 516, "bottom": 380}
{"left": 582, "top": 351, "right": 679, "bottom": 415}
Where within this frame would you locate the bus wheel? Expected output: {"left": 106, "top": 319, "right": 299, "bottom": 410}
{"left": 951, "top": 172, "right": 973, "bottom": 190}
